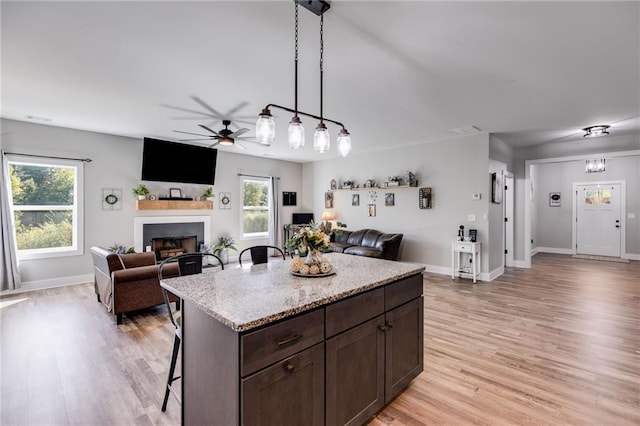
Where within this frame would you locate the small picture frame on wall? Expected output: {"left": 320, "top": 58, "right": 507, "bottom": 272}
{"left": 368, "top": 204, "right": 376, "bottom": 217}
{"left": 419, "top": 187, "right": 432, "bottom": 209}
{"left": 385, "top": 193, "right": 395, "bottom": 206}
{"left": 324, "top": 191, "right": 334, "bottom": 208}
{"left": 549, "top": 192, "right": 561, "bottom": 207}
{"left": 283, "top": 191, "right": 297, "bottom": 206}
{"left": 352, "top": 194, "right": 360, "bottom": 206}
{"left": 491, "top": 173, "right": 503, "bottom": 204}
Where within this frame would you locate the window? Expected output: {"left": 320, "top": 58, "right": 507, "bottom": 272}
{"left": 241, "top": 177, "right": 270, "bottom": 238}
{"left": 7, "top": 155, "right": 84, "bottom": 259}
{"left": 585, "top": 189, "right": 612, "bottom": 205}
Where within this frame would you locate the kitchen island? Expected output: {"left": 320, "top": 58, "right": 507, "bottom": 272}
{"left": 161, "top": 253, "right": 425, "bottom": 426}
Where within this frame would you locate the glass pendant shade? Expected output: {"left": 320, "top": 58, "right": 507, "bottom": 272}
{"left": 314, "top": 123, "right": 330, "bottom": 154}
{"left": 288, "top": 116, "right": 305, "bottom": 149}
{"left": 256, "top": 109, "right": 275, "bottom": 145}
{"left": 337, "top": 128, "right": 352, "bottom": 157}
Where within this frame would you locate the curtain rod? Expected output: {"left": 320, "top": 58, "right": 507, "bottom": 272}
{"left": 237, "top": 173, "right": 280, "bottom": 180}
{"left": 3, "top": 152, "right": 92, "bottom": 163}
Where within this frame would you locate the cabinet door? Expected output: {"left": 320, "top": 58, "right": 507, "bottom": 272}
{"left": 326, "top": 315, "right": 385, "bottom": 426}
{"left": 385, "top": 297, "right": 424, "bottom": 402}
{"left": 242, "top": 343, "right": 324, "bottom": 426}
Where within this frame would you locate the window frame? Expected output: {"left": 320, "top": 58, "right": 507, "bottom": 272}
{"left": 240, "top": 176, "right": 270, "bottom": 239}
{"left": 6, "top": 155, "right": 84, "bottom": 260}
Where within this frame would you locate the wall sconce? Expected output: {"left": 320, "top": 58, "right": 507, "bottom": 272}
{"left": 583, "top": 125, "right": 610, "bottom": 138}
{"left": 585, "top": 158, "right": 606, "bottom": 173}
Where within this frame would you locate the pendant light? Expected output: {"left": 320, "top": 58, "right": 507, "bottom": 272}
{"left": 257, "top": 0, "right": 352, "bottom": 156}
{"left": 288, "top": 2, "right": 305, "bottom": 149}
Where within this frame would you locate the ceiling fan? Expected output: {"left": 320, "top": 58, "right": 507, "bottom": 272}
{"left": 174, "top": 120, "right": 268, "bottom": 150}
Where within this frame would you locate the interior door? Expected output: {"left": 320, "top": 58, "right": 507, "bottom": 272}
{"left": 504, "top": 175, "right": 515, "bottom": 267}
{"left": 576, "top": 183, "right": 621, "bottom": 257}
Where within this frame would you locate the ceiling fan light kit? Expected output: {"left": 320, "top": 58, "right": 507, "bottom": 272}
{"left": 582, "top": 125, "right": 610, "bottom": 138}
{"left": 256, "top": 0, "right": 352, "bottom": 157}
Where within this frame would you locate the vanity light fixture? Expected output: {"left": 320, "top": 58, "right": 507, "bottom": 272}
{"left": 585, "top": 158, "right": 606, "bottom": 173}
{"left": 583, "top": 125, "right": 610, "bottom": 138}
{"left": 256, "top": 0, "right": 352, "bottom": 157}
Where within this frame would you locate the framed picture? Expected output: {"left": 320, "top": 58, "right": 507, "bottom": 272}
{"left": 368, "top": 204, "right": 376, "bottom": 217}
{"left": 385, "top": 193, "right": 395, "bottom": 206}
{"left": 170, "top": 188, "right": 182, "bottom": 198}
{"left": 219, "top": 192, "right": 231, "bottom": 209}
{"left": 469, "top": 229, "right": 477, "bottom": 242}
{"left": 330, "top": 179, "right": 337, "bottom": 190}
{"left": 419, "top": 187, "right": 432, "bottom": 209}
{"left": 491, "top": 173, "right": 503, "bottom": 204}
{"left": 352, "top": 194, "right": 360, "bottom": 206}
{"left": 324, "top": 191, "right": 333, "bottom": 208}
{"left": 549, "top": 192, "right": 561, "bottom": 207}
{"left": 283, "top": 191, "right": 297, "bottom": 206}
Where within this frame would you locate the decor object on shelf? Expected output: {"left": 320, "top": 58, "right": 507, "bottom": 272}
{"left": 469, "top": 229, "right": 478, "bottom": 242}
{"left": 549, "top": 192, "right": 561, "bottom": 207}
{"left": 458, "top": 225, "right": 465, "bottom": 241}
{"left": 491, "top": 173, "right": 503, "bottom": 204}
{"left": 202, "top": 187, "right": 214, "bottom": 201}
{"left": 255, "top": 1, "right": 352, "bottom": 156}
{"left": 169, "top": 188, "right": 182, "bottom": 199}
{"left": 385, "top": 193, "right": 395, "bottom": 206}
{"left": 342, "top": 180, "right": 354, "bottom": 189}
{"left": 285, "top": 222, "right": 333, "bottom": 276}
{"left": 419, "top": 187, "right": 432, "bottom": 209}
{"left": 405, "top": 171, "right": 417, "bottom": 187}
{"left": 583, "top": 125, "right": 610, "bottom": 138}
{"left": 102, "top": 188, "right": 122, "bottom": 210}
{"left": 212, "top": 235, "right": 238, "bottom": 264}
{"left": 330, "top": 179, "right": 337, "bottom": 190}
{"left": 585, "top": 158, "right": 606, "bottom": 173}
{"left": 324, "top": 191, "right": 333, "bottom": 208}
{"left": 132, "top": 183, "right": 149, "bottom": 200}
{"left": 352, "top": 194, "right": 360, "bottom": 206}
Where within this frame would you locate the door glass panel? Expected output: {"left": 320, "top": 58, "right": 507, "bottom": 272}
{"left": 585, "top": 189, "right": 612, "bottom": 205}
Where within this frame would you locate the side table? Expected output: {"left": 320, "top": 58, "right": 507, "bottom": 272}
{"left": 451, "top": 241, "right": 481, "bottom": 283}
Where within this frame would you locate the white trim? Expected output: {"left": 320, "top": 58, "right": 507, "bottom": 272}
{"left": 487, "top": 266, "right": 504, "bottom": 281}
{"left": 524, "top": 150, "right": 639, "bottom": 271}
{"left": 423, "top": 264, "right": 452, "bottom": 276}
{"left": 536, "top": 247, "right": 574, "bottom": 255}
{"left": 1, "top": 273, "right": 93, "bottom": 296}
{"left": 423, "top": 264, "right": 496, "bottom": 282}
{"left": 504, "top": 174, "right": 515, "bottom": 267}
{"left": 626, "top": 253, "right": 640, "bottom": 261}
{"left": 133, "top": 216, "right": 211, "bottom": 253}
{"left": 510, "top": 260, "right": 529, "bottom": 268}
{"left": 531, "top": 247, "right": 539, "bottom": 255}
{"left": 572, "top": 180, "right": 626, "bottom": 258}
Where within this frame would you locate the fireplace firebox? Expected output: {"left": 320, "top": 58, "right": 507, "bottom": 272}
{"left": 152, "top": 235, "right": 198, "bottom": 261}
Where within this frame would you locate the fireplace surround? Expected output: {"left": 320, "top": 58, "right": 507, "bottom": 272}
{"left": 134, "top": 216, "right": 211, "bottom": 254}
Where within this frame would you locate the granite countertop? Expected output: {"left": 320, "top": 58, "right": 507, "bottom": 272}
{"left": 160, "top": 253, "right": 425, "bottom": 332}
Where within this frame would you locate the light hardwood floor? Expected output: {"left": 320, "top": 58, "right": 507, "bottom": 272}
{"left": 1, "top": 253, "right": 638, "bottom": 425}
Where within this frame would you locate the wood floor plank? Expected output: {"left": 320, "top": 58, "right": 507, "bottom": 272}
{"left": 1, "top": 253, "right": 638, "bottom": 425}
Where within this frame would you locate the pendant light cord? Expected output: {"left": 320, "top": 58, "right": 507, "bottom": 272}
{"left": 294, "top": 2, "right": 299, "bottom": 117}
{"left": 319, "top": 13, "right": 324, "bottom": 125}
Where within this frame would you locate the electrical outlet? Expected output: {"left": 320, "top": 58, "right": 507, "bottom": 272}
{"left": 628, "top": 213, "right": 636, "bottom": 219}
{"left": 468, "top": 214, "right": 476, "bottom": 222}
{"left": 472, "top": 193, "right": 481, "bottom": 200}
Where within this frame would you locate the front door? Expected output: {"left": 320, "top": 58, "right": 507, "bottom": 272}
{"left": 575, "top": 183, "right": 621, "bottom": 257}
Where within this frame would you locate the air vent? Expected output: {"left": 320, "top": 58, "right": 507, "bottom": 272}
{"left": 448, "top": 125, "right": 482, "bottom": 135}
{"left": 24, "top": 114, "right": 52, "bottom": 123}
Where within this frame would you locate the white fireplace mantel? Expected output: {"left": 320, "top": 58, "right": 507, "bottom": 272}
{"left": 134, "top": 216, "right": 211, "bottom": 253}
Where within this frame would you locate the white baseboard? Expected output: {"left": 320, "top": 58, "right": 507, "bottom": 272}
{"left": 487, "top": 266, "right": 504, "bottom": 281}
{"left": 531, "top": 247, "right": 539, "bottom": 255}
{"left": 1, "top": 273, "right": 94, "bottom": 296}
{"left": 626, "top": 253, "right": 640, "bottom": 261}
{"left": 510, "top": 260, "right": 530, "bottom": 268}
{"left": 424, "top": 264, "right": 498, "bottom": 282}
{"left": 424, "top": 264, "right": 452, "bottom": 277}
{"left": 536, "top": 247, "right": 574, "bottom": 255}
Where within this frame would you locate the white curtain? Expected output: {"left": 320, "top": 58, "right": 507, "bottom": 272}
{"left": 0, "top": 152, "right": 21, "bottom": 290}
{"left": 268, "top": 176, "right": 280, "bottom": 249}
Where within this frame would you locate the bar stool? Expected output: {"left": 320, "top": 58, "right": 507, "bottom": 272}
{"left": 238, "top": 245, "right": 286, "bottom": 266}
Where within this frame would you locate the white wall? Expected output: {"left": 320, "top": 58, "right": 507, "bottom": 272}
{"left": 533, "top": 156, "right": 640, "bottom": 255}
{"left": 1, "top": 119, "right": 303, "bottom": 285}
{"left": 303, "top": 134, "right": 492, "bottom": 276}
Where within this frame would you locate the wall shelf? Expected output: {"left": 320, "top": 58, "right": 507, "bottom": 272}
{"left": 136, "top": 200, "right": 213, "bottom": 210}
{"left": 330, "top": 185, "right": 415, "bottom": 192}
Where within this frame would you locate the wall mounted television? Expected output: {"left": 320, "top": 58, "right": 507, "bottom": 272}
{"left": 141, "top": 137, "right": 217, "bottom": 185}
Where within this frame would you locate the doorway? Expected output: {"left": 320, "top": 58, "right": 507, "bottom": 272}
{"left": 504, "top": 174, "right": 515, "bottom": 267}
{"left": 573, "top": 181, "right": 625, "bottom": 257}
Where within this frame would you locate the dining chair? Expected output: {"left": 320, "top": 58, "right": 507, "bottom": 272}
{"left": 157, "top": 252, "right": 224, "bottom": 412}
{"left": 238, "top": 245, "right": 286, "bottom": 266}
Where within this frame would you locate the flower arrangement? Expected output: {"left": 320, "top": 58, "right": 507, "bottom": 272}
{"left": 109, "top": 244, "right": 135, "bottom": 254}
{"left": 285, "top": 222, "right": 339, "bottom": 276}
{"left": 212, "top": 235, "right": 238, "bottom": 254}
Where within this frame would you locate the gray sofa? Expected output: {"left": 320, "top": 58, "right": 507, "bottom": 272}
{"left": 329, "top": 229, "right": 403, "bottom": 260}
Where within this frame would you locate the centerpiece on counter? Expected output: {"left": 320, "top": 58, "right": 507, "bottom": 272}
{"left": 285, "top": 221, "right": 344, "bottom": 277}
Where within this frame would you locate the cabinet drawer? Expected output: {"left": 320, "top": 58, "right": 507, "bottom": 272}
{"left": 455, "top": 243, "right": 473, "bottom": 252}
{"left": 241, "top": 309, "right": 324, "bottom": 377}
{"left": 326, "top": 287, "right": 384, "bottom": 338}
{"left": 385, "top": 274, "right": 423, "bottom": 311}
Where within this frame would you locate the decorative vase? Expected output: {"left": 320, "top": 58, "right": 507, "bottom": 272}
{"left": 218, "top": 248, "right": 229, "bottom": 265}
{"left": 304, "top": 250, "right": 323, "bottom": 266}
{"left": 137, "top": 195, "right": 146, "bottom": 200}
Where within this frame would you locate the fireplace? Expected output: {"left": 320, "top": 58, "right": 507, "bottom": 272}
{"left": 134, "top": 216, "right": 211, "bottom": 255}
{"left": 152, "top": 235, "right": 198, "bottom": 261}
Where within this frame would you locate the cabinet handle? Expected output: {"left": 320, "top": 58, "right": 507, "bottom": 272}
{"left": 277, "top": 334, "right": 302, "bottom": 347}
{"left": 378, "top": 325, "right": 387, "bottom": 332}
{"left": 283, "top": 362, "right": 295, "bottom": 373}
{"left": 386, "top": 320, "right": 394, "bottom": 328}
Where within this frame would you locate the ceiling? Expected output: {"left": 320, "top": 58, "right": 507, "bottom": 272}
{"left": 2, "top": 1, "right": 639, "bottom": 162}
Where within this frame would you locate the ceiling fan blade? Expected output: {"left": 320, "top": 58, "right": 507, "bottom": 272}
{"left": 208, "top": 140, "right": 221, "bottom": 148}
{"left": 234, "top": 141, "right": 247, "bottom": 151}
{"left": 173, "top": 130, "right": 213, "bottom": 137}
{"left": 179, "top": 138, "right": 216, "bottom": 142}
{"left": 161, "top": 103, "right": 220, "bottom": 118}
{"left": 224, "top": 101, "right": 249, "bottom": 117}
{"left": 199, "top": 124, "right": 222, "bottom": 137}
{"left": 239, "top": 138, "right": 270, "bottom": 147}
{"left": 229, "top": 128, "right": 250, "bottom": 138}
{"left": 191, "top": 96, "right": 224, "bottom": 118}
